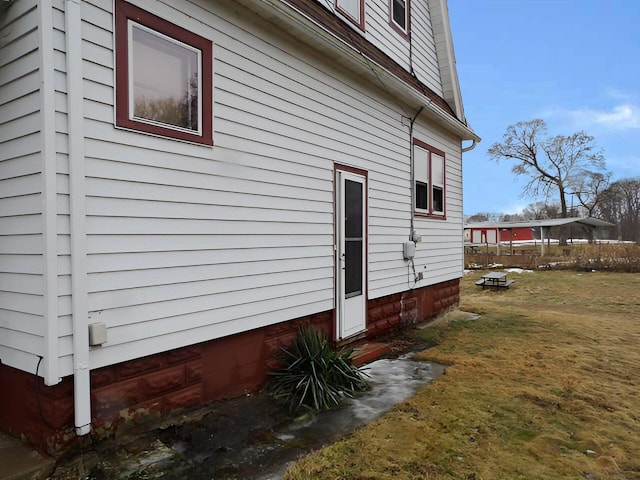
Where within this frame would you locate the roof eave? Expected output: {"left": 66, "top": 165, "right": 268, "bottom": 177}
{"left": 248, "top": 0, "right": 480, "bottom": 142}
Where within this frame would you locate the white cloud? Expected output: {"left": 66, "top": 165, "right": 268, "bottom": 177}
{"left": 504, "top": 201, "right": 527, "bottom": 215}
{"left": 582, "top": 104, "right": 640, "bottom": 129}
{"left": 604, "top": 88, "right": 636, "bottom": 102}
{"left": 544, "top": 103, "right": 640, "bottom": 132}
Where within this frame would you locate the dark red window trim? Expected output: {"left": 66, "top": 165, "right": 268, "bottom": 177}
{"left": 335, "top": 0, "right": 365, "bottom": 31}
{"left": 115, "top": 0, "right": 213, "bottom": 145}
{"left": 389, "top": 0, "right": 410, "bottom": 40}
{"left": 414, "top": 139, "right": 446, "bottom": 219}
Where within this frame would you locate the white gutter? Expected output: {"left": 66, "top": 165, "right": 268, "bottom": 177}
{"left": 39, "top": 0, "right": 59, "bottom": 386}
{"left": 462, "top": 139, "right": 477, "bottom": 153}
{"left": 261, "top": 0, "right": 480, "bottom": 142}
{"left": 65, "top": 0, "right": 91, "bottom": 436}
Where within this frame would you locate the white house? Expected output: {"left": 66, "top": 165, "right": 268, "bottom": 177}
{"left": 0, "top": 0, "right": 479, "bottom": 452}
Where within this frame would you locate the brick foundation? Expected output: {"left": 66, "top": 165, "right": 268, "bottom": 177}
{"left": 367, "top": 278, "right": 460, "bottom": 338}
{"left": 0, "top": 279, "right": 458, "bottom": 455}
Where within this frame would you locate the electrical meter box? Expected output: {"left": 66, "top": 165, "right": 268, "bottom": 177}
{"left": 403, "top": 241, "right": 416, "bottom": 259}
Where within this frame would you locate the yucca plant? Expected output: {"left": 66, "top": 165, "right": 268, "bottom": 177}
{"left": 270, "top": 326, "right": 369, "bottom": 412}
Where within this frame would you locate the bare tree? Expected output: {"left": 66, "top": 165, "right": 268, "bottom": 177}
{"left": 521, "top": 201, "right": 561, "bottom": 221}
{"left": 466, "top": 212, "right": 500, "bottom": 223}
{"left": 499, "top": 212, "right": 524, "bottom": 222}
{"left": 597, "top": 178, "right": 640, "bottom": 242}
{"left": 488, "top": 119, "right": 608, "bottom": 219}
{"left": 573, "top": 171, "right": 611, "bottom": 217}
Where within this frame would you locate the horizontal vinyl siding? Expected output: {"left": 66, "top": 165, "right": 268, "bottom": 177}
{"left": 360, "top": 0, "right": 443, "bottom": 97}
{"left": 365, "top": 0, "right": 410, "bottom": 70}
{"left": 78, "top": 0, "right": 330, "bottom": 371}
{"left": 409, "top": 122, "right": 464, "bottom": 289}
{"left": 410, "top": 0, "right": 443, "bottom": 96}
{"left": 0, "top": 0, "right": 44, "bottom": 371}
{"left": 367, "top": 164, "right": 413, "bottom": 298}
{"left": 74, "top": 0, "right": 425, "bottom": 372}
{"left": 288, "top": 0, "right": 443, "bottom": 100}
{"left": 77, "top": 0, "right": 388, "bottom": 365}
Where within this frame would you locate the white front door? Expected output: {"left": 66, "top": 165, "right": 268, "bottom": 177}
{"left": 336, "top": 168, "right": 367, "bottom": 340}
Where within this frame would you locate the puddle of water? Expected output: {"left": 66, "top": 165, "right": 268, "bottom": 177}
{"left": 88, "top": 356, "right": 444, "bottom": 480}
{"left": 252, "top": 357, "right": 445, "bottom": 480}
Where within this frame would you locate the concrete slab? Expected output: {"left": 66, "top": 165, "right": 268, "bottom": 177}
{"left": 0, "top": 433, "right": 54, "bottom": 480}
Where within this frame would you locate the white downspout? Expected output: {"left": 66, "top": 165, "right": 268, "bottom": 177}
{"left": 65, "top": 0, "right": 91, "bottom": 436}
{"left": 409, "top": 106, "right": 424, "bottom": 238}
{"left": 39, "top": 0, "right": 60, "bottom": 386}
{"left": 460, "top": 140, "right": 477, "bottom": 274}
{"left": 462, "top": 139, "right": 477, "bottom": 153}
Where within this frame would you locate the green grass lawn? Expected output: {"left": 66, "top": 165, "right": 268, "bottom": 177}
{"left": 284, "top": 270, "right": 640, "bottom": 480}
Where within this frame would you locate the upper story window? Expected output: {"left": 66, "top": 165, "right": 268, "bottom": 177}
{"left": 115, "top": 0, "right": 213, "bottom": 145}
{"left": 336, "top": 0, "right": 365, "bottom": 30}
{"left": 414, "top": 140, "right": 446, "bottom": 217}
{"left": 390, "top": 0, "right": 409, "bottom": 38}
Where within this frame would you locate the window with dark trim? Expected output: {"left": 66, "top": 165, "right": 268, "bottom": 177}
{"left": 115, "top": 0, "right": 213, "bottom": 145}
{"left": 414, "top": 140, "right": 446, "bottom": 217}
{"left": 336, "top": 0, "right": 365, "bottom": 30}
{"left": 390, "top": 0, "right": 409, "bottom": 38}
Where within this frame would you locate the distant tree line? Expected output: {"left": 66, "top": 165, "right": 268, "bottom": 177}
{"left": 466, "top": 177, "right": 640, "bottom": 242}
{"left": 481, "top": 118, "right": 639, "bottom": 243}
{"left": 595, "top": 178, "right": 640, "bottom": 242}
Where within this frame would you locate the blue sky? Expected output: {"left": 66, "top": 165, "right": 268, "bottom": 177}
{"left": 449, "top": 0, "right": 640, "bottom": 216}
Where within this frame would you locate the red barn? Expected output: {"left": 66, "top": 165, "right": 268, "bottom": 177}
{"left": 500, "top": 227, "right": 534, "bottom": 242}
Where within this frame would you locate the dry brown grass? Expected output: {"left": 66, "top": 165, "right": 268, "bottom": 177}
{"left": 283, "top": 271, "right": 640, "bottom": 480}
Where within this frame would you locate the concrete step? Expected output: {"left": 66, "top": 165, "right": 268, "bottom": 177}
{"left": 0, "top": 433, "right": 54, "bottom": 480}
{"left": 350, "top": 342, "right": 391, "bottom": 366}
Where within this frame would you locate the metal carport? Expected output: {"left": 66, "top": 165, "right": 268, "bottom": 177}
{"left": 464, "top": 217, "right": 615, "bottom": 256}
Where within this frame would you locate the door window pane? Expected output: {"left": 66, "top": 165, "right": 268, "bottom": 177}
{"left": 345, "top": 180, "right": 363, "bottom": 238}
{"left": 344, "top": 178, "right": 363, "bottom": 298}
{"left": 345, "top": 240, "right": 363, "bottom": 297}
